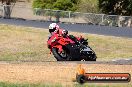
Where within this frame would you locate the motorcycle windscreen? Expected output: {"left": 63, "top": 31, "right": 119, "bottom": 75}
{"left": 82, "top": 47, "right": 91, "bottom": 51}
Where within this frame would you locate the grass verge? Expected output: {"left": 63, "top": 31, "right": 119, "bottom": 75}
{"left": 0, "top": 24, "right": 132, "bottom": 61}
{"left": 0, "top": 82, "right": 132, "bottom": 87}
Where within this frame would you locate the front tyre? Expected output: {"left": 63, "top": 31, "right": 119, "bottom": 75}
{"left": 85, "top": 52, "right": 97, "bottom": 61}
{"left": 81, "top": 51, "right": 97, "bottom": 61}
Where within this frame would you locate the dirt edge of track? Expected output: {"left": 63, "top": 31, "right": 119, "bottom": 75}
{"left": 0, "top": 62, "right": 131, "bottom": 86}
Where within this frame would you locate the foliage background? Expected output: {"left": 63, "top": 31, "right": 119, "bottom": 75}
{"left": 32, "top": 0, "right": 132, "bottom": 16}
{"left": 32, "top": 0, "right": 98, "bottom": 12}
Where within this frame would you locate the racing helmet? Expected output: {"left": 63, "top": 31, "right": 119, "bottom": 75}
{"left": 49, "top": 23, "right": 60, "bottom": 33}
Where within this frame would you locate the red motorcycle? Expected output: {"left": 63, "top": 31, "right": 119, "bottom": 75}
{"left": 47, "top": 33, "right": 97, "bottom": 61}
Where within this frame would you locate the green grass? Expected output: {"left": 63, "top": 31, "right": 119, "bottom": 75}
{"left": 0, "top": 24, "right": 132, "bottom": 61}
{"left": 0, "top": 82, "right": 131, "bottom": 87}
{"left": 0, "top": 82, "right": 62, "bottom": 87}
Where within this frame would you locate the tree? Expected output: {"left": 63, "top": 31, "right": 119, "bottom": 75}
{"left": 99, "top": 0, "right": 132, "bottom": 16}
{"left": 0, "top": 0, "right": 16, "bottom": 18}
{"left": 32, "top": 0, "right": 56, "bottom": 9}
{"left": 71, "top": 0, "right": 79, "bottom": 4}
{"left": 77, "top": 0, "right": 99, "bottom": 13}
{"left": 53, "top": 0, "right": 73, "bottom": 11}
{"left": 32, "top": 0, "right": 78, "bottom": 11}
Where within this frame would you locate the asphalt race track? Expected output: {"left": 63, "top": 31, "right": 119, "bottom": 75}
{"left": 0, "top": 58, "right": 132, "bottom": 65}
{"left": 0, "top": 18, "right": 132, "bottom": 64}
{"left": 0, "top": 18, "right": 132, "bottom": 38}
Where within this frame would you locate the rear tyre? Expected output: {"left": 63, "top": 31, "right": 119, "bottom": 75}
{"left": 52, "top": 48, "right": 71, "bottom": 61}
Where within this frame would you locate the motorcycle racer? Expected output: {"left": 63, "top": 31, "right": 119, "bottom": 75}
{"left": 48, "top": 23, "right": 64, "bottom": 39}
{"left": 47, "top": 23, "right": 88, "bottom": 48}
{"left": 47, "top": 24, "right": 96, "bottom": 61}
{"left": 47, "top": 27, "right": 96, "bottom": 61}
{"left": 48, "top": 23, "right": 66, "bottom": 49}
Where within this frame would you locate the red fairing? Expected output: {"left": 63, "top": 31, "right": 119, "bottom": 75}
{"left": 47, "top": 33, "right": 75, "bottom": 52}
{"left": 47, "top": 33, "right": 59, "bottom": 46}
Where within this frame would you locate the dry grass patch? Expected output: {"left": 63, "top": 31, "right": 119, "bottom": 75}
{"left": 0, "top": 24, "right": 132, "bottom": 61}
{"left": 0, "top": 24, "right": 54, "bottom": 61}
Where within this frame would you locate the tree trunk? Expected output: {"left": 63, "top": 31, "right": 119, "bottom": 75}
{"left": 3, "top": 5, "right": 11, "bottom": 18}
{"left": 117, "top": 16, "right": 124, "bottom": 27}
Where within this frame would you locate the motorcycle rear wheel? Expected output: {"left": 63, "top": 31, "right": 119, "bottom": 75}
{"left": 52, "top": 48, "right": 71, "bottom": 61}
